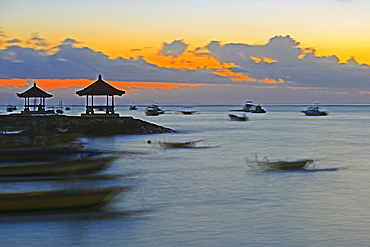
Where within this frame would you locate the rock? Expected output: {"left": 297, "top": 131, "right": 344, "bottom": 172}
{"left": 0, "top": 115, "right": 176, "bottom": 136}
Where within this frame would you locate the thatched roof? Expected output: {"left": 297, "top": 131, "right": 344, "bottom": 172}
{"left": 76, "top": 74, "right": 125, "bottom": 96}
{"left": 17, "top": 82, "right": 53, "bottom": 98}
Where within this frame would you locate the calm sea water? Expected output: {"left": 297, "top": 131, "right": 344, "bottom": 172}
{"left": 2, "top": 104, "right": 370, "bottom": 246}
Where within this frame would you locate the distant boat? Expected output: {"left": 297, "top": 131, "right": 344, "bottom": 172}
{"left": 251, "top": 104, "right": 266, "bottom": 113}
{"left": 6, "top": 105, "right": 17, "bottom": 112}
{"left": 243, "top": 101, "right": 255, "bottom": 112}
{"left": 229, "top": 113, "right": 248, "bottom": 121}
{"left": 158, "top": 139, "right": 220, "bottom": 149}
{"left": 145, "top": 104, "right": 164, "bottom": 116}
{"left": 129, "top": 105, "right": 137, "bottom": 110}
{"left": 231, "top": 101, "right": 266, "bottom": 113}
{"left": 178, "top": 107, "right": 198, "bottom": 115}
{"left": 159, "top": 140, "right": 203, "bottom": 148}
{"left": 0, "top": 186, "right": 129, "bottom": 213}
{"left": 302, "top": 104, "right": 328, "bottom": 116}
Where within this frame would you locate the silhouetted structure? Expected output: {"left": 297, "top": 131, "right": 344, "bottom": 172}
{"left": 16, "top": 82, "right": 53, "bottom": 114}
{"left": 76, "top": 74, "right": 125, "bottom": 117}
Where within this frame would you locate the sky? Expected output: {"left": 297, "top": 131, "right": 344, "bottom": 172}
{"left": 1, "top": 0, "right": 370, "bottom": 105}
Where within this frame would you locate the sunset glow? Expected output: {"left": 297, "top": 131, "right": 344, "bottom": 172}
{"left": 2, "top": 0, "right": 370, "bottom": 104}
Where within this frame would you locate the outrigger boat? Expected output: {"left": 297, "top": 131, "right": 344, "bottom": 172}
{"left": 246, "top": 155, "right": 314, "bottom": 170}
{"left": 229, "top": 113, "right": 248, "bottom": 121}
{"left": 158, "top": 139, "right": 220, "bottom": 149}
{"left": 0, "top": 186, "right": 128, "bottom": 213}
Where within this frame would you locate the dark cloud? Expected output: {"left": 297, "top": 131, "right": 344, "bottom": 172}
{"left": 159, "top": 40, "right": 187, "bottom": 57}
{"left": 206, "top": 35, "right": 370, "bottom": 88}
{"left": 6, "top": 39, "right": 21, "bottom": 44}
{"left": 0, "top": 41, "right": 229, "bottom": 84}
{"left": 2, "top": 35, "right": 370, "bottom": 105}
{"left": 27, "top": 33, "right": 49, "bottom": 47}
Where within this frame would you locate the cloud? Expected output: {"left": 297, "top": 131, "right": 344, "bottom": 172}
{"left": 206, "top": 35, "right": 370, "bottom": 88}
{"left": 6, "top": 39, "right": 22, "bottom": 44}
{"left": 2, "top": 34, "right": 370, "bottom": 104}
{"left": 159, "top": 40, "right": 187, "bottom": 57}
{"left": 0, "top": 41, "right": 231, "bottom": 84}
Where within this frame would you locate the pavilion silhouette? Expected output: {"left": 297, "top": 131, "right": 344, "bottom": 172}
{"left": 16, "top": 82, "right": 54, "bottom": 115}
{"left": 76, "top": 74, "right": 125, "bottom": 117}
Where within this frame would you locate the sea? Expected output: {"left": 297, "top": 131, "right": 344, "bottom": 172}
{"left": 1, "top": 104, "right": 370, "bottom": 247}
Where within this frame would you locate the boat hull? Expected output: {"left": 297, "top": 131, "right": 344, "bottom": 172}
{"left": 262, "top": 159, "right": 313, "bottom": 170}
{"left": 302, "top": 111, "right": 327, "bottom": 116}
{"left": 0, "top": 186, "right": 128, "bottom": 212}
{"left": 229, "top": 114, "right": 248, "bottom": 121}
{"left": 0, "top": 155, "right": 117, "bottom": 176}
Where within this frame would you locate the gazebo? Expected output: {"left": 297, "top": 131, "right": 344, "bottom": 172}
{"left": 76, "top": 74, "right": 125, "bottom": 116}
{"left": 17, "top": 82, "right": 53, "bottom": 114}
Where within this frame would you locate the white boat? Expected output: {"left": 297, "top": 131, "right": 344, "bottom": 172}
{"left": 231, "top": 101, "right": 266, "bottom": 113}
{"left": 243, "top": 101, "right": 254, "bottom": 112}
{"left": 302, "top": 104, "right": 327, "bottom": 116}
{"left": 145, "top": 104, "right": 164, "bottom": 116}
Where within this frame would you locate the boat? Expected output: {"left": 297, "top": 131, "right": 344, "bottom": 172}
{"left": 145, "top": 104, "right": 164, "bottom": 116}
{"left": 178, "top": 107, "right": 198, "bottom": 115}
{"left": 251, "top": 104, "right": 266, "bottom": 113}
{"left": 0, "top": 186, "right": 128, "bottom": 212}
{"left": 0, "top": 154, "right": 118, "bottom": 176}
{"left": 246, "top": 155, "right": 314, "bottom": 170}
{"left": 157, "top": 139, "right": 220, "bottom": 149}
{"left": 231, "top": 101, "right": 266, "bottom": 113}
{"left": 159, "top": 140, "right": 203, "bottom": 148}
{"left": 129, "top": 105, "right": 137, "bottom": 110}
{"left": 6, "top": 105, "right": 17, "bottom": 112}
{"left": 243, "top": 101, "right": 255, "bottom": 112}
{"left": 229, "top": 113, "right": 248, "bottom": 121}
{"left": 302, "top": 104, "right": 328, "bottom": 116}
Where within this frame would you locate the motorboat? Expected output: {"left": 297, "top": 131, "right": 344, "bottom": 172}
{"left": 229, "top": 113, "right": 248, "bottom": 121}
{"left": 251, "top": 104, "right": 266, "bottom": 113}
{"left": 178, "top": 107, "right": 198, "bottom": 115}
{"left": 302, "top": 104, "right": 328, "bottom": 116}
{"left": 0, "top": 186, "right": 129, "bottom": 212}
{"left": 6, "top": 105, "right": 17, "bottom": 112}
{"left": 129, "top": 105, "right": 137, "bottom": 110}
{"left": 145, "top": 104, "right": 164, "bottom": 116}
{"left": 231, "top": 101, "right": 266, "bottom": 113}
{"left": 246, "top": 156, "right": 314, "bottom": 170}
{"left": 243, "top": 101, "right": 255, "bottom": 112}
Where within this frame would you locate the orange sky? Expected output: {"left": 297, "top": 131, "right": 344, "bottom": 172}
{"left": 0, "top": 79, "right": 206, "bottom": 95}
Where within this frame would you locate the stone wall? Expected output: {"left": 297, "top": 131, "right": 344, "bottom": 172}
{"left": 0, "top": 115, "right": 176, "bottom": 136}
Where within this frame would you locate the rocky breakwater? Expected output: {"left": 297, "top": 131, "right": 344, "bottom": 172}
{"left": 0, "top": 115, "right": 176, "bottom": 136}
